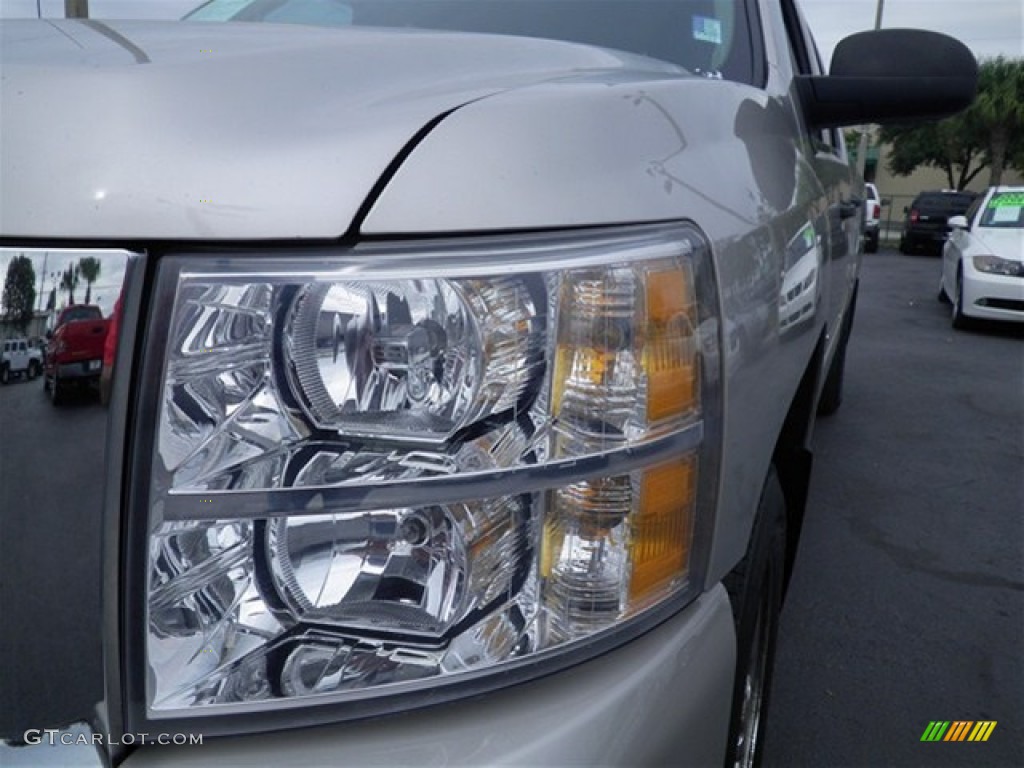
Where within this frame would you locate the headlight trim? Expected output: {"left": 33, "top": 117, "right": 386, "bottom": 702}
{"left": 122, "top": 222, "right": 723, "bottom": 736}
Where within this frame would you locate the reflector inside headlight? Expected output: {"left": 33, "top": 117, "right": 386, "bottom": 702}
{"left": 139, "top": 225, "right": 720, "bottom": 721}
{"left": 284, "top": 277, "right": 541, "bottom": 441}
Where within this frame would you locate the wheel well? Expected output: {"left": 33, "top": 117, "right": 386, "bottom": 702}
{"left": 771, "top": 330, "right": 826, "bottom": 594}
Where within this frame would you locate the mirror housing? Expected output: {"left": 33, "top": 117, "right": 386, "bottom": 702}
{"left": 948, "top": 215, "right": 969, "bottom": 230}
{"left": 797, "top": 29, "right": 978, "bottom": 129}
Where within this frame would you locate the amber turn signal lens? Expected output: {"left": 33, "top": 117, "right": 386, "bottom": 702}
{"left": 644, "top": 265, "right": 698, "bottom": 423}
{"left": 629, "top": 456, "right": 697, "bottom": 606}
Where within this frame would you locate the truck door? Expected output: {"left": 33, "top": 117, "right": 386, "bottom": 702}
{"left": 780, "top": 0, "right": 860, "bottom": 357}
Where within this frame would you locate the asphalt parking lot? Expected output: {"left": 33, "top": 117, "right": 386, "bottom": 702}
{"left": 765, "top": 247, "right": 1023, "bottom": 767}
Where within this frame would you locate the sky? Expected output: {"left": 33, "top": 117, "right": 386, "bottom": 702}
{"left": 0, "top": 249, "right": 128, "bottom": 319}
{"left": 801, "top": 0, "right": 1023, "bottom": 65}
{"left": 0, "top": 1, "right": 1021, "bottom": 63}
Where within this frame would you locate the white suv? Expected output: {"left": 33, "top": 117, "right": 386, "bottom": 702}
{"left": 0, "top": 338, "right": 43, "bottom": 385}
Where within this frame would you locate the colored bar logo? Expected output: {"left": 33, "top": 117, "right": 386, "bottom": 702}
{"left": 921, "top": 721, "right": 996, "bottom": 742}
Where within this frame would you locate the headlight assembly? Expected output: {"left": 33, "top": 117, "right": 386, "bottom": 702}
{"left": 972, "top": 255, "right": 1024, "bottom": 277}
{"left": 128, "top": 224, "right": 721, "bottom": 730}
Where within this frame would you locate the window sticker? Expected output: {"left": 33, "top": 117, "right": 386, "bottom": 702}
{"left": 692, "top": 16, "right": 723, "bottom": 45}
{"left": 990, "top": 205, "right": 1021, "bottom": 224}
{"left": 988, "top": 192, "right": 1024, "bottom": 208}
{"left": 802, "top": 225, "right": 816, "bottom": 249}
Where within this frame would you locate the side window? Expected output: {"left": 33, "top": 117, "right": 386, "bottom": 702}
{"left": 780, "top": 0, "right": 840, "bottom": 153}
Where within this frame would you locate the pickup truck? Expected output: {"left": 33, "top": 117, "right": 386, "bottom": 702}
{"left": 43, "top": 304, "right": 110, "bottom": 404}
{"left": 0, "top": 337, "right": 43, "bottom": 384}
{"left": 0, "top": 2, "right": 976, "bottom": 766}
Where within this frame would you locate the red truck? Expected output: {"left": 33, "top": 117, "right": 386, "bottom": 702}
{"left": 44, "top": 304, "right": 109, "bottom": 405}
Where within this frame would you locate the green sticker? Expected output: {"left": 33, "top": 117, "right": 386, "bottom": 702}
{"left": 988, "top": 193, "right": 1024, "bottom": 208}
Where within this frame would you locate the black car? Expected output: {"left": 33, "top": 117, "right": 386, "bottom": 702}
{"left": 899, "top": 190, "right": 978, "bottom": 254}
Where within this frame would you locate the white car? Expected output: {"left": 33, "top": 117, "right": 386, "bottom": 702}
{"left": 941, "top": 186, "right": 1024, "bottom": 328}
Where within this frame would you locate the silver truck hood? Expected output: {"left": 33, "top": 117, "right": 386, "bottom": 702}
{"left": 0, "top": 19, "right": 678, "bottom": 240}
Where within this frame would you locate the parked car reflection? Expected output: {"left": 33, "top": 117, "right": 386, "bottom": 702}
{"left": 0, "top": 246, "right": 131, "bottom": 741}
{"left": 779, "top": 223, "right": 821, "bottom": 333}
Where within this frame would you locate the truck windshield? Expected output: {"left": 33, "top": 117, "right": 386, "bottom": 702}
{"left": 185, "top": 0, "right": 757, "bottom": 84}
{"left": 60, "top": 306, "right": 103, "bottom": 322}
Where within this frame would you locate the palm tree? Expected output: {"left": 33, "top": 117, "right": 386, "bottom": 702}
{"left": 60, "top": 264, "right": 80, "bottom": 306}
{"left": 78, "top": 256, "right": 102, "bottom": 304}
{"left": 971, "top": 57, "right": 1024, "bottom": 187}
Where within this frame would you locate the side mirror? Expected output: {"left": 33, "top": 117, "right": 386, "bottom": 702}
{"left": 45, "top": 329, "right": 53, "bottom": 340}
{"left": 797, "top": 29, "right": 978, "bottom": 129}
{"left": 948, "top": 215, "right": 969, "bottom": 230}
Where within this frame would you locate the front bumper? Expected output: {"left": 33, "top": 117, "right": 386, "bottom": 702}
{"left": 121, "top": 585, "right": 735, "bottom": 767}
{"left": 962, "top": 266, "right": 1024, "bottom": 323}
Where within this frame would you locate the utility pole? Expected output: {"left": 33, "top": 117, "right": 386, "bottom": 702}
{"left": 65, "top": 0, "right": 89, "bottom": 18}
{"left": 37, "top": 253, "right": 48, "bottom": 312}
{"left": 856, "top": 0, "right": 885, "bottom": 179}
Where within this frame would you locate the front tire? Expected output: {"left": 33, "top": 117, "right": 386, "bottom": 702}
{"left": 724, "top": 469, "right": 787, "bottom": 768}
{"left": 952, "top": 268, "right": 971, "bottom": 330}
{"left": 0, "top": 365, "right": 9, "bottom": 385}
{"left": 27, "top": 360, "right": 40, "bottom": 380}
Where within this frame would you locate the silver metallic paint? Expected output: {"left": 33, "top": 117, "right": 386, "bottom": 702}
{"left": 361, "top": 9, "right": 858, "bottom": 584}
{"left": 0, "top": 20, "right": 681, "bottom": 240}
{"left": 122, "top": 586, "right": 736, "bottom": 768}
{"left": 1, "top": 6, "right": 861, "bottom": 763}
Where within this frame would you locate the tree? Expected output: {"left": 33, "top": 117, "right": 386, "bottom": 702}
{"left": 60, "top": 264, "right": 80, "bottom": 306}
{"left": 971, "top": 56, "right": 1024, "bottom": 186}
{"left": 880, "top": 57, "right": 1024, "bottom": 190}
{"left": 880, "top": 116, "right": 987, "bottom": 190}
{"left": 2, "top": 255, "right": 37, "bottom": 333}
{"left": 78, "top": 256, "right": 102, "bottom": 304}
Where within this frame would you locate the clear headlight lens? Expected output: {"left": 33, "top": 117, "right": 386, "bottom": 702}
{"left": 284, "top": 277, "right": 542, "bottom": 441}
{"left": 972, "top": 254, "right": 1024, "bottom": 277}
{"left": 140, "top": 225, "right": 720, "bottom": 720}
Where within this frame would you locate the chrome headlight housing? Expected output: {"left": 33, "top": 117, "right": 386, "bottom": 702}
{"left": 129, "top": 224, "right": 721, "bottom": 730}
